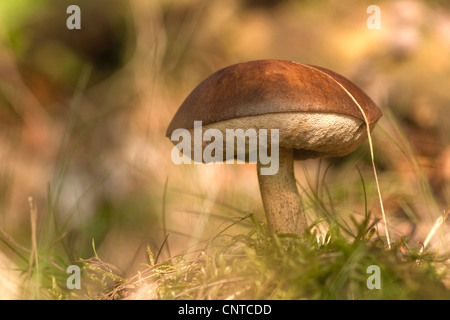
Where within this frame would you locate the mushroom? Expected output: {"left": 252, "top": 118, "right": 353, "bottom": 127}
{"left": 166, "top": 59, "right": 382, "bottom": 235}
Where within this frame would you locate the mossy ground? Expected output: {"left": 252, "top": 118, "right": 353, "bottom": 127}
{"left": 58, "top": 214, "right": 450, "bottom": 300}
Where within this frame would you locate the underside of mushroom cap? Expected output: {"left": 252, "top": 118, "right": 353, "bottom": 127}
{"left": 182, "top": 111, "right": 375, "bottom": 162}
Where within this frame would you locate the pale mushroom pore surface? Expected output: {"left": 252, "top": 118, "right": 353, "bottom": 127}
{"left": 188, "top": 112, "right": 367, "bottom": 160}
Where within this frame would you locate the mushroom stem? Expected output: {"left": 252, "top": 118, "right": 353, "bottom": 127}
{"left": 257, "top": 147, "right": 307, "bottom": 235}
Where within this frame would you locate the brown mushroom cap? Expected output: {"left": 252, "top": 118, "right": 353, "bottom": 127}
{"left": 166, "top": 59, "right": 382, "bottom": 160}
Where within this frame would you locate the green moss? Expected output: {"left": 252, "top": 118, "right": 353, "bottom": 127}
{"left": 115, "top": 216, "right": 450, "bottom": 300}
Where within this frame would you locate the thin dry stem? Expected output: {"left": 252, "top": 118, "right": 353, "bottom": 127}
{"left": 28, "top": 196, "right": 40, "bottom": 295}
{"left": 307, "top": 65, "right": 392, "bottom": 249}
{"left": 420, "top": 210, "right": 449, "bottom": 254}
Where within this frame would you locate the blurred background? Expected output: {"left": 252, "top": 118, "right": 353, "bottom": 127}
{"left": 0, "top": 0, "right": 449, "bottom": 298}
